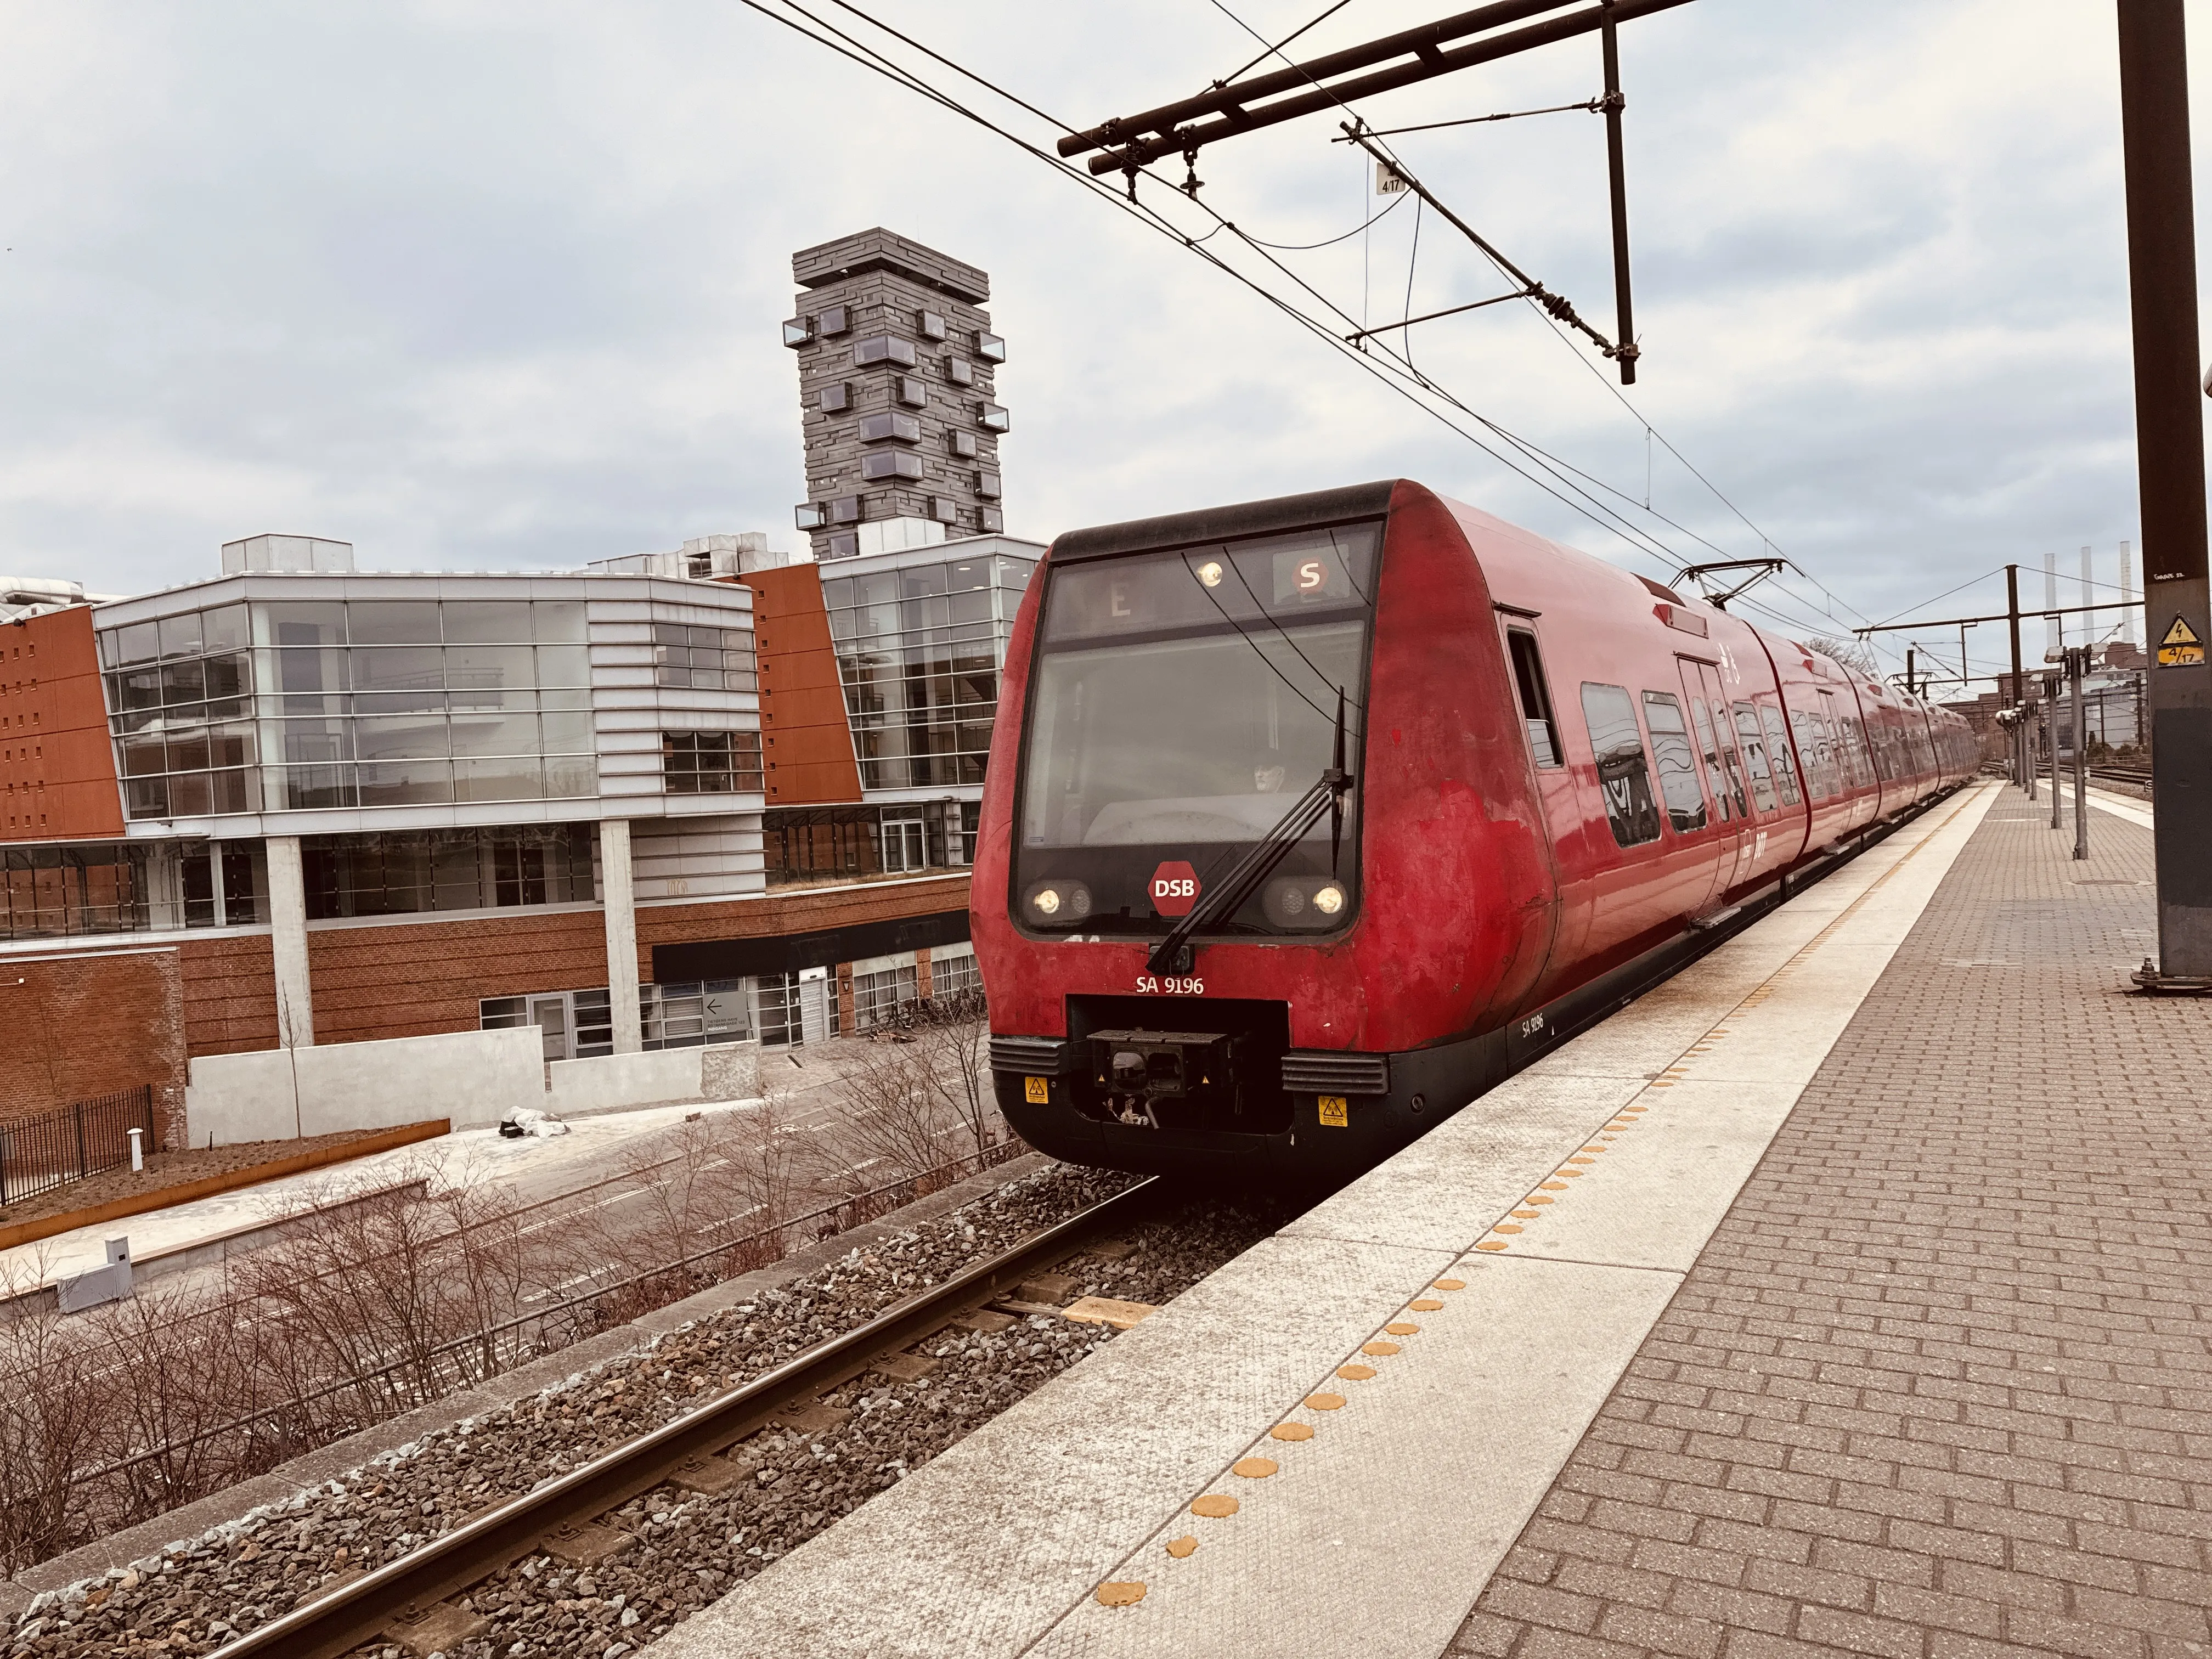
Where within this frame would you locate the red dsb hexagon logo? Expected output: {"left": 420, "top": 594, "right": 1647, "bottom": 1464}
{"left": 1149, "top": 861, "right": 1201, "bottom": 917}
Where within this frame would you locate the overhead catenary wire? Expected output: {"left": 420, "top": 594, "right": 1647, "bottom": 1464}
{"left": 761, "top": 0, "right": 1913, "bottom": 671}
{"left": 827, "top": 0, "right": 1898, "bottom": 671}
{"left": 1210, "top": 0, "right": 1358, "bottom": 89}
{"left": 758, "top": 0, "right": 1694, "bottom": 578}
{"left": 1337, "top": 96, "right": 1610, "bottom": 137}
{"left": 1241, "top": 185, "right": 1408, "bottom": 250}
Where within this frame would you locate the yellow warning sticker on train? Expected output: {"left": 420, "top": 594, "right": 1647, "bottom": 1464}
{"left": 1024, "top": 1076, "right": 1050, "bottom": 1103}
{"left": 1318, "top": 1095, "right": 1348, "bottom": 1127}
{"left": 2160, "top": 614, "right": 2204, "bottom": 668}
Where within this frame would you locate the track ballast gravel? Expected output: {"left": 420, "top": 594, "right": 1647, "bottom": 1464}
{"left": 8, "top": 1163, "right": 1292, "bottom": 1659}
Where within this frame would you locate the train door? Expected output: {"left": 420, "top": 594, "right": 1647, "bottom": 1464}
{"left": 1499, "top": 618, "right": 1573, "bottom": 991}
{"left": 1679, "top": 660, "right": 1751, "bottom": 890}
{"left": 1640, "top": 681, "right": 1727, "bottom": 916}
{"left": 1755, "top": 698, "right": 1810, "bottom": 864}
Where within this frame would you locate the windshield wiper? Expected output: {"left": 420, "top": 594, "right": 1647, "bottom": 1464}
{"left": 1146, "top": 689, "right": 1355, "bottom": 976}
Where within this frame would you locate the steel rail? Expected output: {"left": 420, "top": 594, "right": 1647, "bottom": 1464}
{"left": 213, "top": 1178, "right": 1158, "bottom": 1659}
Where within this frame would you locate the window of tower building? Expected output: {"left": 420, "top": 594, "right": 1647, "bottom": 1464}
{"left": 819, "top": 554, "right": 1035, "bottom": 789}
{"left": 301, "top": 825, "right": 595, "bottom": 919}
{"left": 662, "top": 730, "right": 765, "bottom": 794}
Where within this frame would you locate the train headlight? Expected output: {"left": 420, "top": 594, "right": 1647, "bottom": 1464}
{"left": 1262, "top": 877, "right": 1350, "bottom": 928}
{"left": 1196, "top": 560, "right": 1225, "bottom": 588}
{"left": 1025, "top": 881, "right": 1091, "bottom": 925}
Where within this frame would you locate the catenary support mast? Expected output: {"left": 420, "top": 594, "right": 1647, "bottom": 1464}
{"left": 2118, "top": 0, "right": 2212, "bottom": 987}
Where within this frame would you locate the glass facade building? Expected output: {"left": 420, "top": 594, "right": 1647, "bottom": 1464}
{"left": 101, "top": 596, "right": 605, "bottom": 817}
{"left": 821, "top": 550, "right": 1034, "bottom": 789}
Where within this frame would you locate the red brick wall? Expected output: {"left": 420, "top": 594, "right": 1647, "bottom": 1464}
{"left": 0, "top": 606, "right": 125, "bottom": 842}
{"left": 179, "top": 932, "right": 282, "bottom": 1056}
{"left": 172, "top": 872, "right": 973, "bottom": 1056}
{"left": 0, "top": 947, "right": 187, "bottom": 1143}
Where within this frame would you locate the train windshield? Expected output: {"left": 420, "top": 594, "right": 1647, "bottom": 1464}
{"left": 1013, "top": 523, "right": 1377, "bottom": 938}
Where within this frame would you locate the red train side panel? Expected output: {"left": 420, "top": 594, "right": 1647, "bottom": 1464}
{"left": 976, "top": 481, "right": 1971, "bottom": 1181}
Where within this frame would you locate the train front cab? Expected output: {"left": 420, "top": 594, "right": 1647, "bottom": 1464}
{"left": 975, "top": 481, "right": 1572, "bottom": 1182}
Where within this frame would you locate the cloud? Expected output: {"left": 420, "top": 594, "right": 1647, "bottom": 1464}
{"left": 0, "top": 0, "right": 2184, "bottom": 680}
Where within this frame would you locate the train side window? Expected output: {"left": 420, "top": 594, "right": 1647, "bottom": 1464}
{"left": 1506, "top": 630, "right": 1561, "bottom": 769}
{"left": 1844, "top": 715, "right": 1876, "bottom": 786}
{"left": 1731, "top": 703, "right": 1778, "bottom": 812}
{"left": 1683, "top": 689, "right": 1731, "bottom": 820}
{"left": 1579, "top": 682, "right": 1662, "bottom": 848}
{"left": 1815, "top": 691, "right": 1848, "bottom": 792}
{"left": 1639, "top": 691, "right": 1708, "bottom": 832}
{"left": 1790, "top": 708, "right": 1830, "bottom": 802}
{"left": 1759, "top": 702, "right": 1803, "bottom": 806}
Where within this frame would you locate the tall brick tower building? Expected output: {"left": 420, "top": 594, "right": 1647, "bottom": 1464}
{"left": 785, "top": 229, "right": 1007, "bottom": 561}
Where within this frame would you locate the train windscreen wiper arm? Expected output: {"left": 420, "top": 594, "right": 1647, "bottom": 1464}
{"left": 1146, "top": 690, "right": 1355, "bottom": 977}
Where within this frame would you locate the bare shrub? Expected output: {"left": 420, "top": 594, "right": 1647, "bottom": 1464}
{"left": 0, "top": 1259, "right": 110, "bottom": 1575}
{"left": 837, "top": 1041, "right": 966, "bottom": 1185}
{"left": 907, "top": 991, "right": 1001, "bottom": 1160}
{"left": 838, "top": 989, "right": 1001, "bottom": 1183}
{"left": 228, "top": 1160, "right": 541, "bottom": 1421}
{"left": 92, "top": 1280, "right": 267, "bottom": 1525}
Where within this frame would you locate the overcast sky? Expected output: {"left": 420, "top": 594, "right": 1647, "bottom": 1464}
{"left": 0, "top": 0, "right": 2197, "bottom": 684}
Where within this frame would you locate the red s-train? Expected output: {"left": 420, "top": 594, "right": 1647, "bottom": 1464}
{"left": 972, "top": 481, "right": 1974, "bottom": 1180}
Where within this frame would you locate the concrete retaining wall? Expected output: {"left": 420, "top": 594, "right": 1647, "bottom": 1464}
{"left": 185, "top": 1029, "right": 543, "bottom": 1148}
{"left": 545, "top": 1041, "right": 760, "bottom": 1119}
{"left": 186, "top": 1034, "right": 761, "bottom": 1147}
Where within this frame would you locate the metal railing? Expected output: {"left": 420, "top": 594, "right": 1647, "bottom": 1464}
{"left": 0, "top": 1086, "right": 156, "bottom": 1208}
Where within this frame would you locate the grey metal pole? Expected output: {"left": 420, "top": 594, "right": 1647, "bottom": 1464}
{"left": 2073, "top": 647, "right": 2091, "bottom": 859}
{"left": 2049, "top": 684, "right": 2063, "bottom": 829}
{"left": 2027, "top": 695, "right": 2039, "bottom": 802}
{"left": 2119, "top": 0, "right": 2212, "bottom": 985}
{"left": 2007, "top": 563, "right": 2026, "bottom": 787}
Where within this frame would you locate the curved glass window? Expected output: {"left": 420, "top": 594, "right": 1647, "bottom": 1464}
{"left": 1012, "top": 523, "right": 1376, "bottom": 938}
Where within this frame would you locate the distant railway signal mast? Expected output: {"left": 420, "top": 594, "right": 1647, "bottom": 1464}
{"left": 1060, "top": 0, "right": 1694, "bottom": 384}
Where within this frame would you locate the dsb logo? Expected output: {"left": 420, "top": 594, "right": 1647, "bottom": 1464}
{"left": 1149, "top": 860, "right": 1200, "bottom": 917}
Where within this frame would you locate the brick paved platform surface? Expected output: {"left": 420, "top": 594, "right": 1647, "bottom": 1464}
{"left": 1450, "top": 788, "right": 2212, "bottom": 1659}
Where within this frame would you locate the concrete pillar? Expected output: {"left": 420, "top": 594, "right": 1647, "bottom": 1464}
{"left": 265, "top": 834, "right": 314, "bottom": 1048}
{"left": 600, "top": 819, "right": 643, "bottom": 1054}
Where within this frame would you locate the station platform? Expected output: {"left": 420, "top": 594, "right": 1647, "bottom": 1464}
{"left": 657, "top": 779, "right": 2212, "bottom": 1659}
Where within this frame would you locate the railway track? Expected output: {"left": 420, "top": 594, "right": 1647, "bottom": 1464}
{"left": 2089, "top": 763, "right": 2151, "bottom": 789}
{"left": 212, "top": 1178, "right": 1159, "bottom": 1659}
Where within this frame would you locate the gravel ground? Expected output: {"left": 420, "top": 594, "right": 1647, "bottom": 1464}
{"left": 7, "top": 1164, "right": 1290, "bottom": 1659}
